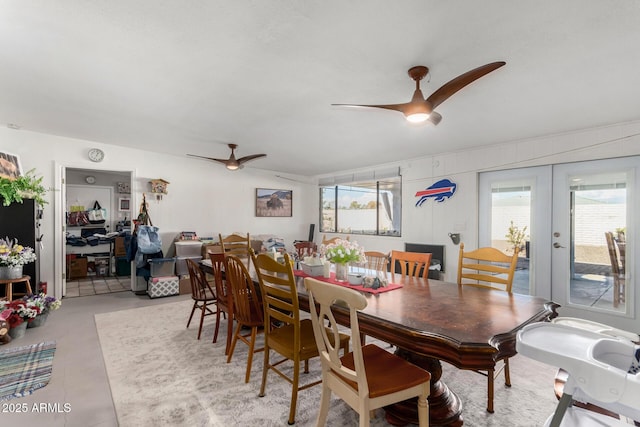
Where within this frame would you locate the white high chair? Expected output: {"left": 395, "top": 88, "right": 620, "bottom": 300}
{"left": 516, "top": 321, "right": 640, "bottom": 427}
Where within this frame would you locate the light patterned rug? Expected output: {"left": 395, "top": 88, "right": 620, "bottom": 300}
{"left": 95, "top": 300, "right": 559, "bottom": 426}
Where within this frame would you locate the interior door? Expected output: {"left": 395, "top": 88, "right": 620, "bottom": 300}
{"left": 551, "top": 157, "right": 637, "bottom": 331}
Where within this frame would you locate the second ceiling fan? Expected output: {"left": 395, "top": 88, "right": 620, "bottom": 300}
{"left": 188, "top": 144, "right": 266, "bottom": 171}
{"left": 332, "top": 61, "right": 506, "bottom": 125}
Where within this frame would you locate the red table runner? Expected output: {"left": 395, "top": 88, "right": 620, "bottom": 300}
{"left": 294, "top": 270, "right": 402, "bottom": 294}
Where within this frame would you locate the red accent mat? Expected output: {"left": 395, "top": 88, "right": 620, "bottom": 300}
{"left": 294, "top": 270, "right": 402, "bottom": 294}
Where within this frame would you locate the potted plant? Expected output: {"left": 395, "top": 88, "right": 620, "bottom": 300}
{"left": 24, "top": 292, "right": 62, "bottom": 328}
{"left": 0, "top": 237, "right": 37, "bottom": 279}
{"left": 0, "top": 168, "right": 48, "bottom": 207}
{"left": 505, "top": 221, "right": 528, "bottom": 253}
{"left": 0, "top": 299, "right": 39, "bottom": 339}
{"left": 320, "top": 239, "right": 366, "bottom": 281}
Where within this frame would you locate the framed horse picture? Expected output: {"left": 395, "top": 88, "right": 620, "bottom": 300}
{"left": 256, "top": 188, "right": 292, "bottom": 217}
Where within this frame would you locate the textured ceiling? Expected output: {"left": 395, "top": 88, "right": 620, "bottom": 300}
{"left": 1, "top": 1, "right": 640, "bottom": 175}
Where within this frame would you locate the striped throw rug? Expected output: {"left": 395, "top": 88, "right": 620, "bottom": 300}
{"left": 0, "top": 341, "right": 56, "bottom": 401}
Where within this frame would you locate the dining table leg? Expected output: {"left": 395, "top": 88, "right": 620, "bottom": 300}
{"left": 384, "top": 348, "right": 463, "bottom": 427}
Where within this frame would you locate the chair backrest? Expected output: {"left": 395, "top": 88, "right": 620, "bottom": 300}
{"left": 390, "top": 250, "right": 432, "bottom": 278}
{"left": 364, "top": 251, "right": 389, "bottom": 273}
{"left": 219, "top": 233, "right": 251, "bottom": 260}
{"left": 185, "top": 258, "right": 215, "bottom": 299}
{"left": 605, "top": 231, "right": 625, "bottom": 276}
{"left": 252, "top": 251, "right": 302, "bottom": 341}
{"left": 304, "top": 278, "right": 368, "bottom": 395}
{"left": 224, "top": 254, "right": 262, "bottom": 324}
{"left": 457, "top": 243, "right": 519, "bottom": 292}
{"left": 208, "top": 251, "right": 229, "bottom": 304}
{"left": 294, "top": 241, "right": 317, "bottom": 259}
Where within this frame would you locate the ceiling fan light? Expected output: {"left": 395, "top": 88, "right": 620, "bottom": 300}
{"left": 406, "top": 112, "right": 430, "bottom": 123}
{"left": 226, "top": 163, "right": 240, "bottom": 171}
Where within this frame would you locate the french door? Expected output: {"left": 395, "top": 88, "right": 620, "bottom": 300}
{"left": 480, "top": 157, "right": 638, "bottom": 331}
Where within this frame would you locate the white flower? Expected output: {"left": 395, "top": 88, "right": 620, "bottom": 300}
{"left": 0, "top": 237, "right": 36, "bottom": 267}
{"left": 320, "top": 239, "right": 366, "bottom": 264}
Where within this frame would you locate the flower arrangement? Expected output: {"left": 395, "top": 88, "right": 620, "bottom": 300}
{"left": 23, "top": 292, "right": 61, "bottom": 314}
{"left": 0, "top": 237, "right": 37, "bottom": 267}
{"left": 0, "top": 299, "right": 39, "bottom": 328}
{"left": 320, "top": 239, "right": 366, "bottom": 264}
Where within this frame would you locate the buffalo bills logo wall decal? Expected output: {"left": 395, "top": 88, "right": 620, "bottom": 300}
{"left": 415, "top": 179, "right": 457, "bottom": 206}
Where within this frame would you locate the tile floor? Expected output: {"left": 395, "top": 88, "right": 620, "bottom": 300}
{"left": 65, "top": 275, "right": 131, "bottom": 297}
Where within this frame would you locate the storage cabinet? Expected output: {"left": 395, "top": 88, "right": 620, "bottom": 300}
{"left": 0, "top": 199, "right": 41, "bottom": 290}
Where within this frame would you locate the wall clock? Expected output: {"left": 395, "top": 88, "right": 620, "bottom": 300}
{"left": 88, "top": 148, "right": 105, "bottom": 162}
{"left": 85, "top": 175, "right": 96, "bottom": 184}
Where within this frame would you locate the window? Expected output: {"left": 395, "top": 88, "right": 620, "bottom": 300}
{"left": 320, "top": 175, "right": 401, "bottom": 236}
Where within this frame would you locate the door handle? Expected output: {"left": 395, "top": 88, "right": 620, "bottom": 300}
{"left": 553, "top": 242, "right": 565, "bottom": 249}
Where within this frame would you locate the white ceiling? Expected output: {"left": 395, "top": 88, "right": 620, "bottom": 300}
{"left": 2, "top": 1, "right": 640, "bottom": 176}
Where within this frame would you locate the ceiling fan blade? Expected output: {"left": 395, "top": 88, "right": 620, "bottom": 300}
{"left": 187, "top": 154, "right": 230, "bottom": 165}
{"left": 332, "top": 103, "right": 410, "bottom": 113}
{"left": 426, "top": 61, "right": 506, "bottom": 110}
{"left": 237, "top": 154, "right": 267, "bottom": 164}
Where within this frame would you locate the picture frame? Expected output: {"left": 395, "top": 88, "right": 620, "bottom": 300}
{"left": 256, "top": 188, "right": 292, "bottom": 217}
{"left": 119, "top": 197, "right": 131, "bottom": 212}
{"left": 0, "top": 151, "right": 23, "bottom": 180}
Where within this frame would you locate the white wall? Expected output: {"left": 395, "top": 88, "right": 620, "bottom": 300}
{"left": 3, "top": 118, "right": 640, "bottom": 292}
{"left": 319, "top": 119, "right": 640, "bottom": 281}
{"left": 0, "top": 127, "right": 317, "bottom": 296}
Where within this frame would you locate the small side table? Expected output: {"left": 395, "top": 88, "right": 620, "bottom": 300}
{"left": 0, "top": 275, "right": 32, "bottom": 301}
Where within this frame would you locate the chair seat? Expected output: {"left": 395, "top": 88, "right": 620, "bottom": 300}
{"left": 341, "top": 344, "right": 431, "bottom": 399}
{"left": 192, "top": 288, "right": 216, "bottom": 302}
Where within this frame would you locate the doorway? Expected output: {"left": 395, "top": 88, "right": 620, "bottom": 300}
{"left": 55, "top": 165, "right": 134, "bottom": 298}
{"left": 480, "top": 157, "right": 638, "bottom": 331}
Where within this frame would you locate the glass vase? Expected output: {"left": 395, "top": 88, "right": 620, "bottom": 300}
{"left": 334, "top": 263, "right": 349, "bottom": 281}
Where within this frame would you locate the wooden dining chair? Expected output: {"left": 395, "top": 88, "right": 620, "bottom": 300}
{"left": 252, "top": 250, "right": 349, "bottom": 425}
{"left": 185, "top": 258, "right": 219, "bottom": 340}
{"left": 208, "top": 251, "right": 233, "bottom": 354}
{"left": 293, "top": 241, "right": 317, "bottom": 259}
{"left": 457, "top": 243, "right": 519, "bottom": 293}
{"left": 224, "top": 254, "right": 264, "bottom": 383}
{"left": 390, "top": 250, "right": 432, "bottom": 279}
{"left": 605, "top": 231, "right": 626, "bottom": 308}
{"left": 304, "top": 277, "right": 430, "bottom": 427}
{"left": 456, "top": 242, "right": 519, "bottom": 413}
{"left": 363, "top": 251, "right": 389, "bottom": 274}
{"left": 219, "top": 232, "right": 251, "bottom": 265}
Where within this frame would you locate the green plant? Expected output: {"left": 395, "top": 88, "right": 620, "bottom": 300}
{"left": 0, "top": 169, "right": 48, "bottom": 207}
{"left": 505, "top": 221, "right": 528, "bottom": 252}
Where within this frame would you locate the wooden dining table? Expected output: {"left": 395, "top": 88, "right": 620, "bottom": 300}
{"left": 201, "top": 260, "right": 559, "bottom": 426}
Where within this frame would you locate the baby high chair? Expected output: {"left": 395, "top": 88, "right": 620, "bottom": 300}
{"left": 516, "top": 320, "right": 640, "bottom": 426}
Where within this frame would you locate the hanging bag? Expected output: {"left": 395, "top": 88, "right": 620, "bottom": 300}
{"left": 68, "top": 210, "right": 90, "bottom": 226}
{"left": 88, "top": 201, "right": 107, "bottom": 224}
{"left": 137, "top": 225, "right": 162, "bottom": 254}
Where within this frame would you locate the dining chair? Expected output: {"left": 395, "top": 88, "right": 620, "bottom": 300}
{"left": 252, "top": 250, "right": 349, "bottom": 425}
{"left": 304, "top": 277, "right": 430, "bottom": 427}
{"left": 605, "top": 231, "right": 626, "bottom": 308}
{"left": 185, "top": 258, "right": 219, "bottom": 341}
{"left": 456, "top": 242, "right": 519, "bottom": 413}
{"left": 224, "top": 254, "right": 264, "bottom": 383}
{"left": 219, "top": 232, "right": 251, "bottom": 265}
{"left": 293, "top": 241, "right": 317, "bottom": 259}
{"left": 208, "top": 251, "right": 233, "bottom": 353}
{"left": 363, "top": 251, "right": 389, "bottom": 274}
{"left": 390, "top": 250, "right": 432, "bottom": 279}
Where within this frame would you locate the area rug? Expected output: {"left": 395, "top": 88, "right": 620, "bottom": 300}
{"left": 96, "top": 300, "right": 559, "bottom": 426}
{"left": 0, "top": 341, "right": 56, "bottom": 401}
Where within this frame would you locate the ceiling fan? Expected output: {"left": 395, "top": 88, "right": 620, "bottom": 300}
{"left": 188, "top": 144, "right": 266, "bottom": 171}
{"left": 332, "top": 61, "right": 506, "bottom": 125}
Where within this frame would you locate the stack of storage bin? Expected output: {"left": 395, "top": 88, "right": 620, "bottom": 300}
{"left": 175, "top": 241, "right": 203, "bottom": 276}
{"left": 147, "top": 258, "right": 179, "bottom": 298}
